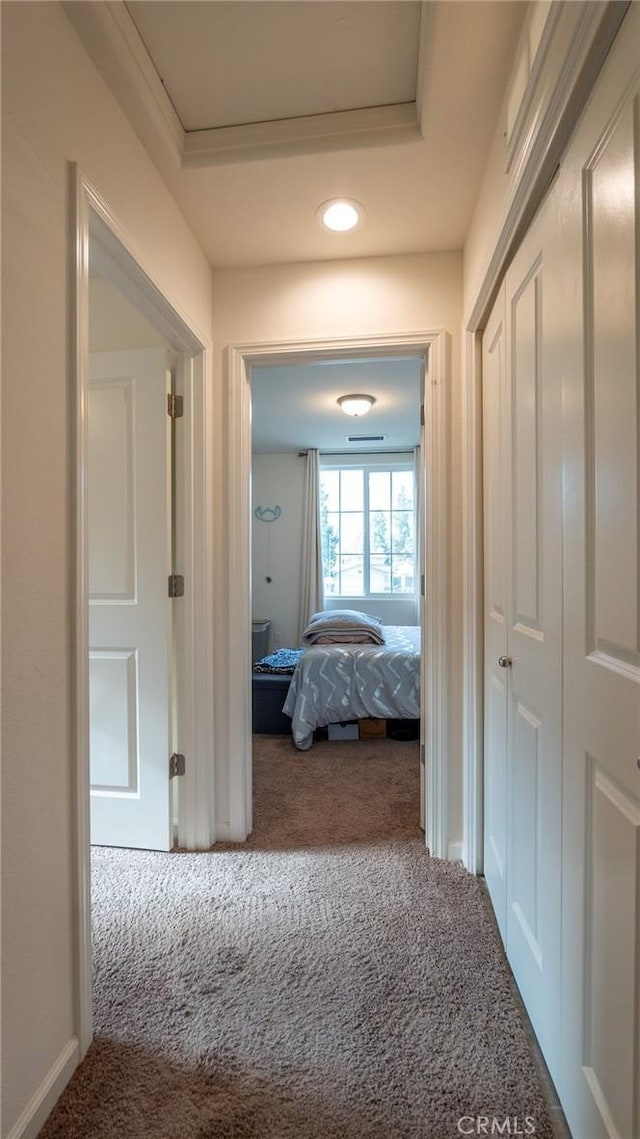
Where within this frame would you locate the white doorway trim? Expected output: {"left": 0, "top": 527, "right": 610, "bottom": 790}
{"left": 461, "top": 328, "right": 485, "bottom": 875}
{"left": 72, "top": 168, "right": 215, "bottom": 1055}
{"left": 222, "top": 330, "right": 451, "bottom": 857}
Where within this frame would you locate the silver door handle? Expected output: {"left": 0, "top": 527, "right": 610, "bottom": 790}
{"left": 498, "top": 655, "right": 513, "bottom": 668}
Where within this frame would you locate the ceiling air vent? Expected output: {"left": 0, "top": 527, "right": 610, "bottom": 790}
{"left": 345, "top": 434, "right": 386, "bottom": 443}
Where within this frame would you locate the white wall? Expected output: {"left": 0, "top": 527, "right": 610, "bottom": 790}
{"left": 252, "top": 454, "right": 305, "bottom": 648}
{"left": 462, "top": 1, "right": 621, "bottom": 322}
{"left": 1, "top": 3, "right": 213, "bottom": 1134}
{"left": 89, "top": 275, "right": 168, "bottom": 351}
{"left": 212, "top": 252, "right": 464, "bottom": 848}
{"left": 323, "top": 595, "right": 419, "bottom": 627}
{"left": 463, "top": 113, "right": 513, "bottom": 322}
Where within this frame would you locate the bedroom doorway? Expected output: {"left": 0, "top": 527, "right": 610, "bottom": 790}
{"left": 222, "top": 331, "right": 451, "bottom": 858}
{"left": 250, "top": 355, "right": 425, "bottom": 825}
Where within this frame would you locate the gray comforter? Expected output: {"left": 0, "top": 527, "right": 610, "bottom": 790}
{"left": 283, "top": 625, "right": 420, "bottom": 750}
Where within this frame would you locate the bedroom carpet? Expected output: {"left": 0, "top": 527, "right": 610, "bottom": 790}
{"left": 40, "top": 735, "right": 558, "bottom": 1139}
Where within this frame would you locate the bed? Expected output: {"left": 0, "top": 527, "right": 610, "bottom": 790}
{"left": 282, "top": 623, "right": 420, "bottom": 751}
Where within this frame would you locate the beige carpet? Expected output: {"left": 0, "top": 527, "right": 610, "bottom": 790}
{"left": 40, "top": 735, "right": 556, "bottom": 1138}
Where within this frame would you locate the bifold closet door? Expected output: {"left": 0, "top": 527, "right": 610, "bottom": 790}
{"left": 483, "top": 188, "right": 563, "bottom": 1077}
{"left": 558, "top": 6, "right": 640, "bottom": 1136}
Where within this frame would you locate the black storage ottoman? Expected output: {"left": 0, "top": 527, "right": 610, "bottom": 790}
{"left": 252, "top": 673, "right": 292, "bottom": 734}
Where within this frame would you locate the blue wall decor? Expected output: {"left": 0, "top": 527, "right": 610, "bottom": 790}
{"left": 254, "top": 505, "right": 282, "bottom": 522}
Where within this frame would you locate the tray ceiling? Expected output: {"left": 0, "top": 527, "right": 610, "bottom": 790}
{"left": 126, "top": 1, "right": 422, "bottom": 132}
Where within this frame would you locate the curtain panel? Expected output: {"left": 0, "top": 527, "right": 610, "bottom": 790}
{"left": 298, "top": 449, "right": 324, "bottom": 640}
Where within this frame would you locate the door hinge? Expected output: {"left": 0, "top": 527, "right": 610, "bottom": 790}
{"left": 167, "top": 393, "right": 184, "bottom": 419}
{"left": 169, "top": 753, "right": 185, "bottom": 779}
{"left": 420, "top": 744, "right": 425, "bottom": 767}
{"left": 168, "top": 573, "right": 184, "bottom": 598}
{"left": 421, "top": 573, "right": 425, "bottom": 597}
{"left": 420, "top": 403, "right": 425, "bottom": 427}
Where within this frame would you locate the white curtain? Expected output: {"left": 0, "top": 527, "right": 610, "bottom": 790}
{"left": 299, "top": 449, "right": 324, "bottom": 641}
{"left": 414, "top": 445, "right": 421, "bottom": 626}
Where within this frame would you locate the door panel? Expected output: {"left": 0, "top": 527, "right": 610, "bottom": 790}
{"left": 89, "top": 650, "right": 138, "bottom": 790}
{"left": 88, "top": 381, "right": 136, "bottom": 598}
{"left": 559, "top": 9, "right": 640, "bottom": 1134}
{"left": 511, "top": 267, "right": 543, "bottom": 636}
{"left": 590, "top": 96, "right": 639, "bottom": 664}
{"left": 88, "top": 347, "right": 173, "bottom": 852}
{"left": 510, "top": 696, "right": 543, "bottom": 966}
{"left": 585, "top": 762, "right": 639, "bottom": 1139}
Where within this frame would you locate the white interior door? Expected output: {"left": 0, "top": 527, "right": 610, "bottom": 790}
{"left": 558, "top": 9, "right": 640, "bottom": 1136}
{"left": 88, "top": 347, "right": 174, "bottom": 851}
{"left": 483, "top": 188, "right": 563, "bottom": 1075}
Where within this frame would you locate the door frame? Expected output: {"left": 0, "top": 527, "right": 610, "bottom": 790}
{"left": 222, "top": 330, "right": 451, "bottom": 857}
{"left": 72, "top": 168, "right": 215, "bottom": 1054}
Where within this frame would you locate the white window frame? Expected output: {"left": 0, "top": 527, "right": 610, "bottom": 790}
{"left": 319, "top": 453, "right": 418, "bottom": 602}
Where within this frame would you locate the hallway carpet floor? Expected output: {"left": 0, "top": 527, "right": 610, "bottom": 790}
{"left": 40, "top": 735, "right": 556, "bottom": 1139}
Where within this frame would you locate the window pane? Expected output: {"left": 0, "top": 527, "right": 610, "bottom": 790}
{"left": 325, "top": 510, "right": 340, "bottom": 537}
{"left": 322, "top": 511, "right": 340, "bottom": 585}
{"left": 323, "top": 567, "right": 339, "bottom": 595}
{"left": 340, "top": 555, "right": 364, "bottom": 596}
{"left": 370, "top": 510, "right": 390, "bottom": 553}
{"left": 392, "top": 511, "right": 414, "bottom": 555}
{"left": 340, "top": 512, "right": 363, "bottom": 554}
{"left": 369, "top": 470, "right": 390, "bottom": 511}
{"left": 369, "top": 554, "right": 391, "bottom": 593}
{"left": 392, "top": 470, "right": 414, "bottom": 510}
{"left": 320, "top": 470, "right": 339, "bottom": 512}
{"left": 391, "top": 556, "right": 415, "bottom": 594}
{"left": 340, "top": 469, "right": 363, "bottom": 511}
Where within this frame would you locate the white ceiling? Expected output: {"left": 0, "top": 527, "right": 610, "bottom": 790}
{"left": 66, "top": 0, "right": 526, "bottom": 269}
{"left": 251, "top": 357, "right": 422, "bottom": 454}
{"left": 126, "top": 1, "right": 422, "bottom": 130}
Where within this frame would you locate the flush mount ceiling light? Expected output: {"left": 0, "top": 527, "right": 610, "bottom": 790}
{"left": 337, "top": 394, "right": 376, "bottom": 417}
{"left": 317, "top": 198, "right": 364, "bottom": 233}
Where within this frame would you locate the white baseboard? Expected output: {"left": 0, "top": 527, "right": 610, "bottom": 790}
{"left": 214, "top": 821, "right": 250, "bottom": 843}
{"left": 448, "top": 840, "right": 463, "bottom": 862}
{"left": 6, "top": 1037, "right": 80, "bottom": 1139}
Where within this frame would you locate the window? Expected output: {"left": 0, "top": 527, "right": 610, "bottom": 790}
{"left": 320, "top": 459, "right": 416, "bottom": 598}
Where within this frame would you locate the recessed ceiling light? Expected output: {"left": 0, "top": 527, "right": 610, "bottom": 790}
{"left": 337, "top": 394, "right": 376, "bottom": 416}
{"left": 317, "top": 198, "right": 363, "bottom": 233}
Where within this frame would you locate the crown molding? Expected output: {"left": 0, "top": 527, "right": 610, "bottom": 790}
{"left": 63, "top": 1, "right": 184, "bottom": 169}
{"left": 182, "top": 103, "right": 420, "bottom": 167}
